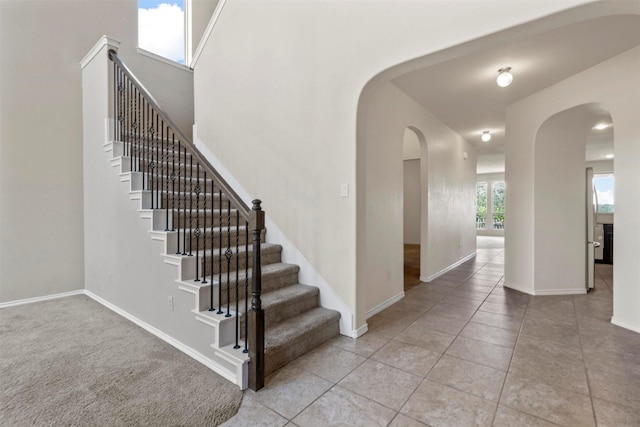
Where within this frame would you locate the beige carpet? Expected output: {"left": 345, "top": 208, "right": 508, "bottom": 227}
{"left": 0, "top": 295, "right": 243, "bottom": 426}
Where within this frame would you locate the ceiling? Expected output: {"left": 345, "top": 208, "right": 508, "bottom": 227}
{"left": 391, "top": 13, "right": 640, "bottom": 171}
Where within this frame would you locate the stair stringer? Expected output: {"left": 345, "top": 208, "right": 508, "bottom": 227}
{"left": 97, "top": 140, "right": 249, "bottom": 389}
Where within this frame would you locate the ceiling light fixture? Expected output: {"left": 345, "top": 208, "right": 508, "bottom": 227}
{"left": 481, "top": 131, "right": 491, "bottom": 142}
{"left": 605, "top": 154, "right": 614, "bottom": 159}
{"left": 593, "top": 123, "right": 611, "bottom": 130}
{"left": 496, "top": 67, "right": 513, "bottom": 87}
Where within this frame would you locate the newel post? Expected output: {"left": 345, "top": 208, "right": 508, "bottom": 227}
{"left": 248, "top": 199, "right": 265, "bottom": 391}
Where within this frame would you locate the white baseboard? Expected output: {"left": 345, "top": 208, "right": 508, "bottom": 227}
{"left": 366, "top": 291, "right": 404, "bottom": 319}
{"left": 83, "top": 290, "right": 242, "bottom": 387}
{"left": 352, "top": 323, "right": 369, "bottom": 338}
{"left": 0, "top": 289, "right": 85, "bottom": 309}
{"left": 611, "top": 316, "right": 640, "bottom": 334}
{"left": 503, "top": 281, "right": 534, "bottom": 295}
{"left": 421, "top": 252, "right": 477, "bottom": 282}
{"left": 533, "top": 288, "right": 586, "bottom": 296}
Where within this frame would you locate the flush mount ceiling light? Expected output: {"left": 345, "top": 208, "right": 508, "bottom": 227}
{"left": 593, "top": 123, "right": 612, "bottom": 130}
{"left": 496, "top": 67, "right": 513, "bottom": 87}
{"left": 605, "top": 154, "right": 614, "bottom": 159}
{"left": 481, "top": 130, "right": 491, "bottom": 142}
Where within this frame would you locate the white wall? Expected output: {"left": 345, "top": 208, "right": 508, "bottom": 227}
{"left": 403, "top": 128, "right": 421, "bottom": 160}
{"left": 189, "top": 0, "right": 220, "bottom": 59}
{"left": 192, "top": 0, "right": 591, "bottom": 331}
{"left": 0, "top": 0, "right": 194, "bottom": 303}
{"left": 403, "top": 159, "right": 421, "bottom": 245}
{"left": 505, "top": 46, "right": 640, "bottom": 331}
{"left": 476, "top": 172, "right": 505, "bottom": 237}
{"left": 533, "top": 106, "right": 595, "bottom": 294}
{"left": 586, "top": 159, "right": 613, "bottom": 173}
{"left": 0, "top": 0, "right": 132, "bottom": 302}
{"left": 359, "top": 81, "right": 477, "bottom": 318}
{"left": 404, "top": 127, "right": 422, "bottom": 245}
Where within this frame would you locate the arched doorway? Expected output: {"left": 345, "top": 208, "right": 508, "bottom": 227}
{"left": 532, "top": 103, "right": 613, "bottom": 294}
{"left": 403, "top": 127, "right": 427, "bottom": 291}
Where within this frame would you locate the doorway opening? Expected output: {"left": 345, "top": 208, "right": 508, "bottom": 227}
{"left": 533, "top": 103, "right": 614, "bottom": 294}
{"left": 403, "top": 127, "right": 422, "bottom": 291}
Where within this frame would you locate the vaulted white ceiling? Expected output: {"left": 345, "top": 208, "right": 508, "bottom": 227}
{"left": 391, "top": 13, "right": 640, "bottom": 171}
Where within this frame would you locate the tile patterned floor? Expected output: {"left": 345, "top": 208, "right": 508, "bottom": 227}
{"left": 221, "top": 237, "right": 640, "bottom": 426}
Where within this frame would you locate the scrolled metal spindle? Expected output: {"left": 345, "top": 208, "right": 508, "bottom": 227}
{"left": 169, "top": 134, "right": 176, "bottom": 231}
{"left": 234, "top": 209, "right": 240, "bottom": 349}
{"left": 202, "top": 173, "right": 208, "bottom": 284}
{"left": 188, "top": 155, "right": 193, "bottom": 257}
{"left": 195, "top": 163, "right": 201, "bottom": 280}
{"left": 125, "top": 78, "right": 130, "bottom": 167}
{"left": 155, "top": 113, "right": 160, "bottom": 209}
{"left": 182, "top": 146, "right": 188, "bottom": 256}
{"left": 135, "top": 90, "right": 140, "bottom": 172}
{"left": 175, "top": 141, "right": 182, "bottom": 254}
{"left": 248, "top": 200, "right": 265, "bottom": 391}
{"left": 208, "top": 180, "right": 216, "bottom": 312}
{"left": 217, "top": 189, "right": 223, "bottom": 315}
{"left": 112, "top": 61, "right": 117, "bottom": 148}
{"left": 163, "top": 124, "right": 168, "bottom": 212}
{"left": 225, "top": 199, "right": 232, "bottom": 318}
{"left": 243, "top": 220, "right": 249, "bottom": 354}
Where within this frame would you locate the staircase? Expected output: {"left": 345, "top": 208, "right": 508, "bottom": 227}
{"left": 101, "top": 49, "right": 340, "bottom": 389}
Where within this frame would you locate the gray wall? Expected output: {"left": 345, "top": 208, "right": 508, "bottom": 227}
{"left": 403, "top": 159, "right": 421, "bottom": 245}
{"left": 0, "top": 0, "right": 194, "bottom": 303}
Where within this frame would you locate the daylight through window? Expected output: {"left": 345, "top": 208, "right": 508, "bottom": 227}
{"left": 138, "top": 0, "right": 185, "bottom": 64}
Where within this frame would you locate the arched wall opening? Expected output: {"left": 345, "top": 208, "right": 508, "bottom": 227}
{"left": 532, "top": 103, "right": 612, "bottom": 294}
{"left": 402, "top": 127, "right": 429, "bottom": 292}
{"left": 356, "top": 78, "right": 477, "bottom": 327}
{"left": 354, "top": 3, "right": 639, "bottom": 333}
{"left": 504, "top": 46, "right": 639, "bottom": 331}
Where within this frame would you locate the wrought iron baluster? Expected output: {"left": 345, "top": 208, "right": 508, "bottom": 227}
{"left": 188, "top": 155, "right": 193, "bottom": 257}
{"left": 175, "top": 141, "right": 182, "bottom": 254}
{"left": 217, "top": 189, "right": 223, "bottom": 315}
{"left": 244, "top": 220, "right": 249, "bottom": 353}
{"left": 143, "top": 100, "right": 148, "bottom": 187}
{"left": 209, "top": 180, "right": 216, "bottom": 312}
{"left": 202, "top": 173, "right": 208, "bottom": 284}
{"left": 112, "top": 62, "right": 117, "bottom": 147}
{"left": 195, "top": 163, "right": 201, "bottom": 279}
{"left": 125, "top": 78, "right": 130, "bottom": 168}
{"left": 135, "top": 90, "right": 141, "bottom": 172}
{"left": 225, "top": 199, "right": 232, "bottom": 318}
{"left": 234, "top": 210, "right": 240, "bottom": 349}
{"left": 155, "top": 113, "right": 160, "bottom": 209}
{"left": 160, "top": 121, "right": 165, "bottom": 211}
{"left": 165, "top": 128, "right": 170, "bottom": 230}
{"left": 169, "top": 134, "right": 175, "bottom": 231}
{"left": 182, "top": 146, "right": 188, "bottom": 256}
{"left": 150, "top": 112, "right": 154, "bottom": 206}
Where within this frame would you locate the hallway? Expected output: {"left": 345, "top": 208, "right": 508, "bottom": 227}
{"left": 224, "top": 238, "right": 640, "bottom": 426}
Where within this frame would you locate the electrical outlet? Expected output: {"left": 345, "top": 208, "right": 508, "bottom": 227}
{"left": 168, "top": 296, "right": 174, "bottom": 311}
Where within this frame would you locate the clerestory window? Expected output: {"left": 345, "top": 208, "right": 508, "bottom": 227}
{"left": 138, "top": 0, "right": 186, "bottom": 64}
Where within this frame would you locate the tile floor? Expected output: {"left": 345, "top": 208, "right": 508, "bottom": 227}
{"left": 222, "top": 237, "right": 640, "bottom": 426}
